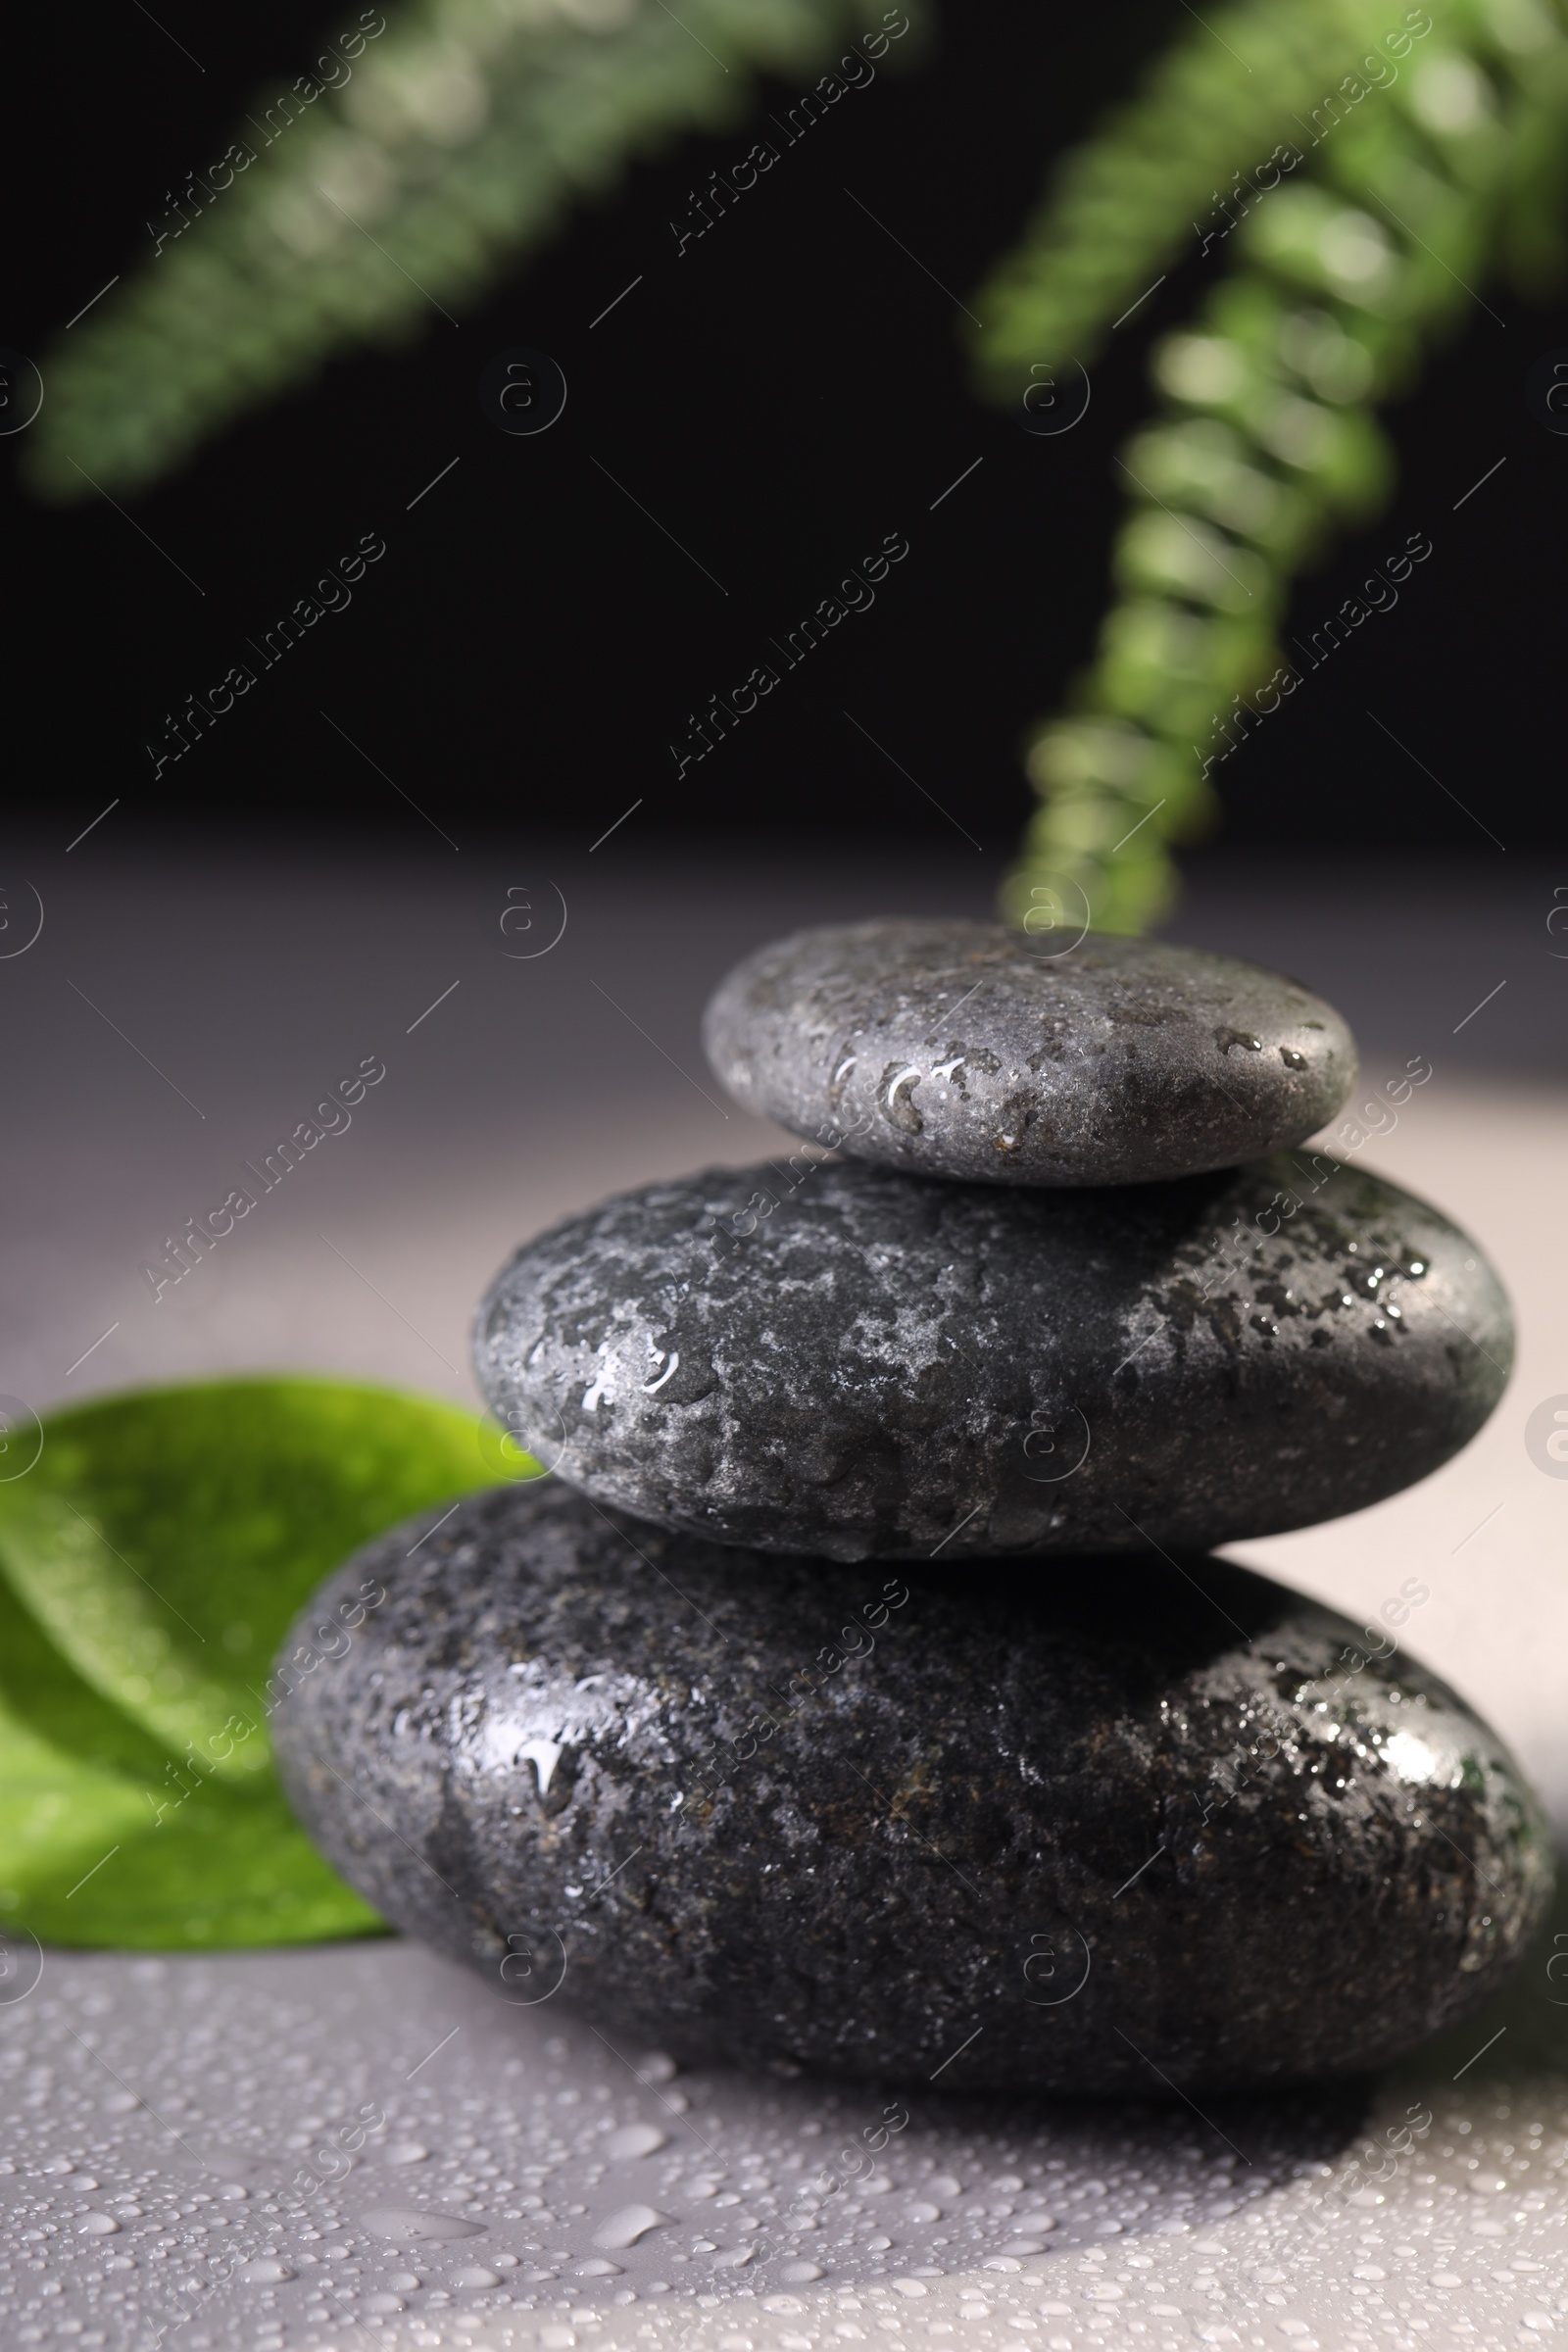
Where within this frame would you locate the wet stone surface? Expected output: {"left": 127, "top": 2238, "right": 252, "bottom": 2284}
{"left": 702, "top": 920, "right": 1358, "bottom": 1187}
{"left": 272, "top": 1482, "right": 1551, "bottom": 2100}
{"left": 472, "top": 1153, "right": 1511, "bottom": 1560}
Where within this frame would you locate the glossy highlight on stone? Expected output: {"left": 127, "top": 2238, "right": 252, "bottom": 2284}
{"left": 270, "top": 1483, "right": 1551, "bottom": 2098}
{"left": 702, "top": 919, "right": 1359, "bottom": 1187}
{"left": 472, "top": 1152, "right": 1511, "bottom": 1560}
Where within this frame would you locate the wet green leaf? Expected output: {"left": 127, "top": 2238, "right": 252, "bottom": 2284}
{"left": 0, "top": 1378, "right": 516, "bottom": 1947}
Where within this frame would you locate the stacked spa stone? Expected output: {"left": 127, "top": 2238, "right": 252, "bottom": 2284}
{"left": 274, "top": 921, "right": 1551, "bottom": 2097}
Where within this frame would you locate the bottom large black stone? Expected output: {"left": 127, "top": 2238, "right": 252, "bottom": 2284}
{"left": 271, "top": 1482, "right": 1551, "bottom": 2096}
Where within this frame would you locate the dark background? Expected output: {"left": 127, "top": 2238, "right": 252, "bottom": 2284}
{"left": 6, "top": 0, "right": 1562, "bottom": 864}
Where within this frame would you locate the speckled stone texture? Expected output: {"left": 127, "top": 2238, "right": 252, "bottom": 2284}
{"left": 702, "top": 920, "right": 1358, "bottom": 1187}
{"left": 472, "top": 1154, "right": 1511, "bottom": 1561}
{"left": 271, "top": 1483, "right": 1552, "bottom": 2098}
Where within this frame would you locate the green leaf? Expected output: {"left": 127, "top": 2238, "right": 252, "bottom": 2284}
{"left": 0, "top": 1377, "right": 517, "bottom": 1948}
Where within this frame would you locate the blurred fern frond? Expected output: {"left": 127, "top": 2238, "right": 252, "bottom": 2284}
{"left": 26, "top": 0, "right": 922, "bottom": 501}
{"left": 26, "top": 0, "right": 1563, "bottom": 935}
{"left": 973, "top": 0, "right": 1568, "bottom": 932}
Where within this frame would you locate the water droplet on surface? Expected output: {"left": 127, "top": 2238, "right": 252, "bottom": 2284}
{"left": 592, "top": 2203, "right": 671, "bottom": 2250}
{"left": 358, "top": 2206, "right": 486, "bottom": 2242}
{"left": 605, "top": 2123, "right": 668, "bottom": 2160}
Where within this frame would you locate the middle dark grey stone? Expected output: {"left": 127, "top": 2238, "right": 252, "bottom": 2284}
{"left": 472, "top": 1152, "right": 1511, "bottom": 1560}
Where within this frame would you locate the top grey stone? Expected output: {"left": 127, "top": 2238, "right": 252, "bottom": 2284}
{"left": 703, "top": 918, "right": 1358, "bottom": 1186}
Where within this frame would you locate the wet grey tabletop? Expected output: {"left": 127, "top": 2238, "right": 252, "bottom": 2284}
{"left": 2, "top": 831, "right": 1566, "bottom": 2351}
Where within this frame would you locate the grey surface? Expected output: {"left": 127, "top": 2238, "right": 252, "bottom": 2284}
{"left": 2, "top": 831, "right": 1566, "bottom": 2350}
{"left": 3, "top": 1923, "right": 1567, "bottom": 2352}
{"left": 702, "top": 922, "right": 1357, "bottom": 1187}
{"left": 274, "top": 1482, "right": 1549, "bottom": 2098}
{"left": 473, "top": 1153, "right": 1511, "bottom": 1560}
